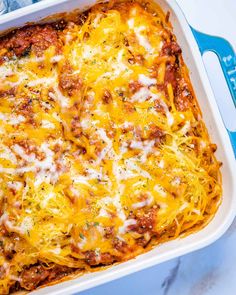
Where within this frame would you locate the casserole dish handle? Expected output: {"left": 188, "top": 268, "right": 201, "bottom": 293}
{"left": 191, "top": 27, "right": 236, "bottom": 158}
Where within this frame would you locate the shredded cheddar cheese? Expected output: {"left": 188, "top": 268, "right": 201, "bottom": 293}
{"left": 0, "top": 0, "right": 222, "bottom": 293}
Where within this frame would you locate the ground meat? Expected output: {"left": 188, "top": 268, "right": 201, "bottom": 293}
{"left": 160, "top": 41, "right": 182, "bottom": 92}
{"left": 104, "top": 226, "right": 114, "bottom": 238}
{"left": 129, "top": 81, "right": 142, "bottom": 94}
{"left": 9, "top": 282, "right": 21, "bottom": 294}
{"left": 16, "top": 97, "right": 34, "bottom": 124}
{"left": 59, "top": 62, "right": 83, "bottom": 97}
{"left": 16, "top": 139, "right": 45, "bottom": 160}
{"left": 3, "top": 241, "right": 16, "bottom": 260}
{"left": 84, "top": 251, "right": 100, "bottom": 266}
{"left": 165, "top": 11, "right": 170, "bottom": 23}
{"left": 162, "top": 41, "right": 182, "bottom": 56}
{"left": 123, "top": 101, "right": 136, "bottom": 113}
{"left": 20, "top": 264, "right": 74, "bottom": 291}
{"left": 20, "top": 265, "right": 50, "bottom": 291}
{"left": 30, "top": 26, "right": 60, "bottom": 56}
{"left": 174, "top": 79, "right": 193, "bottom": 111}
{"left": 47, "top": 265, "right": 74, "bottom": 281}
{"left": 94, "top": 141, "right": 104, "bottom": 156}
{"left": 113, "top": 238, "right": 128, "bottom": 253}
{"left": 52, "top": 20, "right": 68, "bottom": 31}
{"left": 102, "top": 89, "right": 112, "bottom": 104}
{"left": 0, "top": 87, "right": 16, "bottom": 98}
{"left": 100, "top": 253, "right": 116, "bottom": 264}
{"left": 154, "top": 97, "right": 166, "bottom": 115}
{"left": 76, "top": 10, "right": 90, "bottom": 26}
{"left": 107, "top": 124, "right": 116, "bottom": 138}
{"left": 1, "top": 25, "right": 60, "bottom": 58}
{"left": 209, "top": 143, "right": 217, "bottom": 153}
{"left": 123, "top": 37, "right": 129, "bottom": 47}
{"left": 71, "top": 116, "right": 83, "bottom": 138}
{"left": 1, "top": 233, "right": 21, "bottom": 261}
{"left": 148, "top": 125, "right": 166, "bottom": 146}
{"left": 83, "top": 31, "right": 90, "bottom": 41}
{"left": 2, "top": 28, "right": 34, "bottom": 57}
{"left": 136, "top": 236, "right": 151, "bottom": 247}
{"left": 84, "top": 251, "right": 116, "bottom": 266}
{"left": 175, "top": 90, "right": 190, "bottom": 111}
{"left": 128, "top": 208, "right": 157, "bottom": 234}
{"left": 164, "top": 62, "right": 178, "bottom": 90}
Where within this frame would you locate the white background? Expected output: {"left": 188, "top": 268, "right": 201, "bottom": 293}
{"left": 177, "top": 0, "right": 236, "bottom": 49}
{"left": 177, "top": 0, "right": 236, "bottom": 132}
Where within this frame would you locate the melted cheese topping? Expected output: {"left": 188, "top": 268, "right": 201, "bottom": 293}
{"left": 0, "top": 1, "right": 222, "bottom": 293}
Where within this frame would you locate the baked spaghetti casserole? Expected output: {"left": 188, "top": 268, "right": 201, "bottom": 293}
{"left": 0, "top": 0, "right": 222, "bottom": 293}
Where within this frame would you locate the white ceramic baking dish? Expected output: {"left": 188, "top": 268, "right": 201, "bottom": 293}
{"left": 0, "top": 1, "right": 236, "bottom": 294}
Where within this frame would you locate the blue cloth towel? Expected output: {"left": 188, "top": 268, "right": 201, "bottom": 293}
{"left": 7, "top": 0, "right": 39, "bottom": 12}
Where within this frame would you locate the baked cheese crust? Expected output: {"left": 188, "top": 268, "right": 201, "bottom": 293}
{"left": 0, "top": 1, "right": 222, "bottom": 293}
